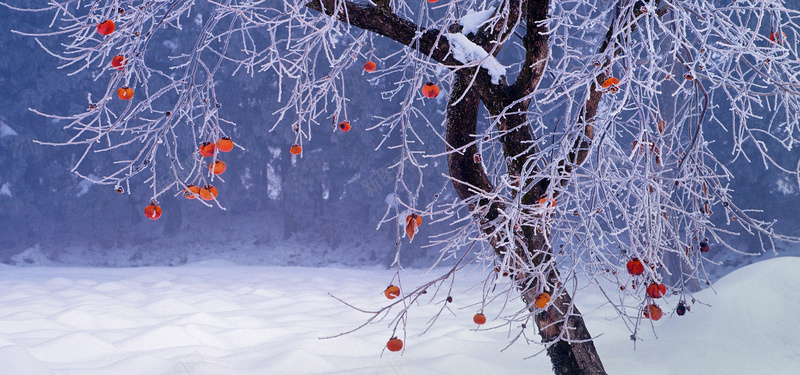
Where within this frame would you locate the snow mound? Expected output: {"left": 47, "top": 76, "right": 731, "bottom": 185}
{"left": 0, "top": 258, "right": 796, "bottom": 374}
{"left": 589, "top": 256, "right": 800, "bottom": 375}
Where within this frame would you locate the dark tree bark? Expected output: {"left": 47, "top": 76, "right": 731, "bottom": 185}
{"left": 307, "top": 0, "right": 610, "bottom": 373}
{"left": 447, "top": 70, "right": 607, "bottom": 375}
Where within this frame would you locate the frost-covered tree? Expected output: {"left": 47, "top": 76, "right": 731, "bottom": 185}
{"left": 7, "top": 0, "right": 800, "bottom": 373}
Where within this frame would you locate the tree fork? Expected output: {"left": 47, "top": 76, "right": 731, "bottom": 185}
{"left": 446, "top": 71, "right": 606, "bottom": 375}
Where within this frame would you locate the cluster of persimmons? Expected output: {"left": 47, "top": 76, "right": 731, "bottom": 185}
{"left": 94, "top": 20, "right": 238, "bottom": 219}
{"left": 141, "top": 137, "right": 234, "bottom": 220}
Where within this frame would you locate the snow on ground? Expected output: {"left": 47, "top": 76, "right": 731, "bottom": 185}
{"left": 0, "top": 257, "right": 798, "bottom": 375}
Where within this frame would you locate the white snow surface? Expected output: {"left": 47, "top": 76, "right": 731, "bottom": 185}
{"left": 446, "top": 33, "right": 507, "bottom": 84}
{"left": 460, "top": 9, "right": 495, "bottom": 35}
{"left": 0, "top": 257, "right": 798, "bottom": 374}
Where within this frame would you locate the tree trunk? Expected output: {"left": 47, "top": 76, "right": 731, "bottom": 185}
{"left": 523, "top": 284, "right": 607, "bottom": 374}
{"left": 446, "top": 71, "right": 606, "bottom": 375}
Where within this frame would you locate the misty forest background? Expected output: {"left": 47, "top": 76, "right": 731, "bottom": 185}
{"left": 1, "top": 3, "right": 799, "bottom": 278}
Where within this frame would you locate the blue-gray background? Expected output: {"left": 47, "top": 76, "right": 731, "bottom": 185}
{"left": 0, "top": 4, "right": 798, "bottom": 278}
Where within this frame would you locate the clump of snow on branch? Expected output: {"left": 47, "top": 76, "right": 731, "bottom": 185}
{"left": 460, "top": 9, "right": 495, "bottom": 36}
{"left": 446, "top": 33, "right": 506, "bottom": 84}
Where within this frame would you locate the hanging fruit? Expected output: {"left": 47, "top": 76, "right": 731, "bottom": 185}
{"left": 405, "top": 222, "right": 416, "bottom": 241}
{"left": 406, "top": 213, "right": 422, "bottom": 226}
{"left": 646, "top": 282, "right": 667, "bottom": 298}
{"left": 535, "top": 292, "right": 551, "bottom": 309}
{"left": 209, "top": 160, "right": 226, "bottom": 175}
{"left": 289, "top": 144, "right": 302, "bottom": 155}
{"left": 643, "top": 304, "right": 663, "bottom": 321}
{"left": 114, "top": 186, "right": 124, "bottom": 194}
{"left": 537, "top": 197, "right": 556, "bottom": 208}
{"left": 338, "top": 121, "right": 351, "bottom": 132}
{"left": 111, "top": 55, "right": 125, "bottom": 70}
{"left": 473, "top": 313, "right": 487, "bottom": 325}
{"left": 386, "top": 337, "right": 403, "bottom": 352}
{"left": 216, "top": 137, "right": 234, "bottom": 152}
{"left": 405, "top": 213, "right": 422, "bottom": 241}
{"left": 626, "top": 258, "right": 645, "bottom": 276}
{"left": 700, "top": 240, "right": 709, "bottom": 253}
{"left": 184, "top": 184, "right": 200, "bottom": 199}
{"left": 117, "top": 86, "right": 134, "bottom": 100}
{"left": 384, "top": 285, "right": 400, "bottom": 299}
{"left": 770, "top": 31, "right": 786, "bottom": 43}
{"left": 363, "top": 61, "right": 376, "bottom": 72}
{"left": 144, "top": 202, "right": 162, "bottom": 220}
{"left": 602, "top": 77, "right": 619, "bottom": 88}
{"left": 199, "top": 142, "right": 216, "bottom": 157}
{"left": 96, "top": 20, "right": 116, "bottom": 36}
{"left": 676, "top": 302, "right": 687, "bottom": 316}
{"left": 421, "top": 82, "right": 440, "bottom": 98}
{"left": 199, "top": 185, "right": 218, "bottom": 201}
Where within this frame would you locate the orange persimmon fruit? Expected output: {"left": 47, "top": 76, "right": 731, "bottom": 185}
{"left": 216, "top": 137, "right": 234, "bottom": 152}
{"left": 386, "top": 337, "right": 403, "bottom": 352}
{"left": 421, "top": 82, "right": 440, "bottom": 98}
{"left": 199, "top": 142, "right": 216, "bottom": 157}
{"left": 602, "top": 77, "right": 619, "bottom": 88}
{"left": 535, "top": 292, "right": 551, "bottom": 309}
{"left": 644, "top": 304, "right": 663, "bottom": 321}
{"left": 473, "top": 313, "right": 487, "bottom": 325}
{"left": 111, "top": 55, "right": 125, "bottom": 70}
{"left": 184, "top": 184, "right": 201, "bottom": 199}
{"left": 626, "top": 258, "right": 645, "bottom": 275}
{"left": 338, "top": 121, "right": 351, "bottom": 132}
{"left": 384, "top": 285, "right": 400, "bottom": 299}
{"left": 117, "top": 86, "right": 134, "bottom": 100}
{"left": 96, "top": 20, "right": 116, "bottom": 36}
{"left": 144, "top": 202, "right": 162, "bottom": 220}
{"left": 364, "top": 61, "right": 376, "bottom": 72}
{"left": 405, "top": 213, "right": 423, "bottom": 226}
{"left": 199, "top": 185, "right": 218, "bottom": 201}
{"left": 538, "top": 197, "right": 556, "bottom": 207}
{"left": 770, "top": 31, "right": 786, "bottom": 43}
{"left": 405, "top": 213, "right": 422, "bottom": 241}
{"left": 289, "top": 144, "right": 302, "bottom": 155}
{"left": 209, "top": 160, "right": 226, "bottom": 175}
{"left": 646, "top": 282, "right": 667, "bottom": 298}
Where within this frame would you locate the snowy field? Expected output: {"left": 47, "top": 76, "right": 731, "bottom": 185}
{"left": 0, "top": 258, "right": 799, "bottom": 375}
